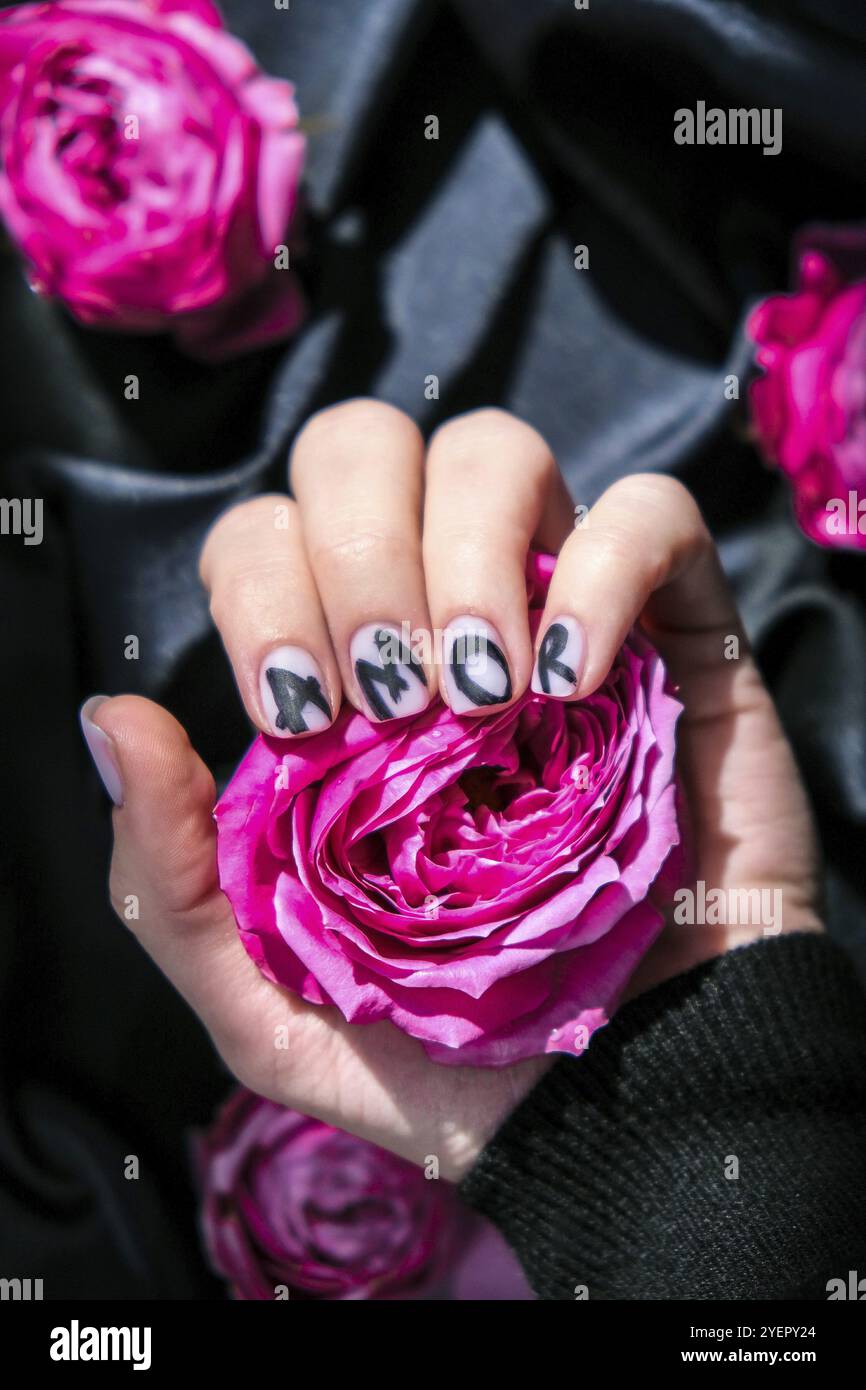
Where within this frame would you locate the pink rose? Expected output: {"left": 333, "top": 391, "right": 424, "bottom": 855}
{"left": 0, "top": 0, "right": 305, "bottom": 361}
{"left": 748, "top": 225, "right": 866, "bottom": 549}
{"left": 216, "top": 552, "right": 682, "bottom": 1067}
{"left": 449, "top": 1220, "right": 535, "bottom": 1301}
{"left": 197, "top": 1091, "right": 461, "bottom": 1301}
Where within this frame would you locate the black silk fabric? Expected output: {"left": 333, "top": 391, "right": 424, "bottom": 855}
{"left": 2, "top": 0, "right": 866, "bottom": 1299}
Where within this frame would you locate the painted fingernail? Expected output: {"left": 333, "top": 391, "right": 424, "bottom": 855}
{"left": 350, "top": 623, "right": 429, "bottom": 722}
{"left": 80, "top": 696, "right": 124, "bottom": 806}
{"left": 260, "top": 647, "right": 333, "bottom": 736}
{"left": 443, "top": 616, "right": 513, "bottom": 714}
{"left": 531, "top": 616, "right": 586, "bottom": 697}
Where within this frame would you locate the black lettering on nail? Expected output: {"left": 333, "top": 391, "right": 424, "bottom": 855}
{"left": 356, "top": 629, "right": 427, "bottom": 721}
{"left": 450, "top": 632, "right": 512, "bottom": 706}
{"left": 537, "top": 623, "right": 575, "bottom": 694}
{"left": 266, "top": 668, "right": 330, "bottom": 734}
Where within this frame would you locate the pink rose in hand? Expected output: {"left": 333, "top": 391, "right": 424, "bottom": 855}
{"left": 0, "top": 0, "right": 305, "bottom": 361}
{"left": 216, "top": 553, "right": 683, "bottom": 1067}
{"left": 748, "top": 225, "right": 866, "bottom": 549}
{"left": 197, "top": 1091, "right": 461, "bottom": 1301}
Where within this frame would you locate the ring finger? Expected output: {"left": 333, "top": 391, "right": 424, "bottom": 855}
{"left": 423, "top": 409, "right": 574, "bottom": 714}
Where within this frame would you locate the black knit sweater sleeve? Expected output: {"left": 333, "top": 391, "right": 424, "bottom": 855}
{"left": 459, "top": 933, "right": 866, "bottom": 1301}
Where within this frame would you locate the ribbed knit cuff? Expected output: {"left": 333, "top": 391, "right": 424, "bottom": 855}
{"left": 460, "top": 933, "right": 866, "bottom": 1301}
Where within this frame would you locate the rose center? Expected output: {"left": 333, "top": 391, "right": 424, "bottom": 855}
{"left": 458, "top": 766, "right": 511, "bottom": 812}
{"left": 42, "top": 53, "right": 131, "bottom": 206}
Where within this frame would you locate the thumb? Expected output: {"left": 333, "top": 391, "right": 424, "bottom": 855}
{"left": 79, "top": 694, "right": 269, "bottom": 1045}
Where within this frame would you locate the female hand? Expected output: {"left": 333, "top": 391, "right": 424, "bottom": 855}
{"left": 82, "top": 402, "right": 822, "bottom": 1178}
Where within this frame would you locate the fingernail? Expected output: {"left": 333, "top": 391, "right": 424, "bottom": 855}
{"left": 531, "top": 616, "right": 586, "bottom": 697}
{"left": 260, "top": 647, "right": 333, "bottom": 736}
{"left": 443, "top": 616, "right": 513, "bottom": 714}
{"left": 80, "top": 696, "right": 124, "bottom": 806}
{"left": 350, "top": 623, "right": 429, "bottom": 722}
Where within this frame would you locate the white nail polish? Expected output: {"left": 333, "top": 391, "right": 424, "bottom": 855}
{"left": 80, "top": 696, "right": 124, "bottom": 806}
{"left": 443, "top": 616, "right": 512, "bottom": 714}
{"left": 531, "top": 615, "right": 586, "bottom": 697}
{"left": 349, "top": 623, "right": 429, "bottom": 721}
{"left": 259, "top": 647, "right": 332, "bottom": 736}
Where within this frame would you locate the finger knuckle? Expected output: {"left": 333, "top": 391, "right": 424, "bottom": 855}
{"left": 207, "top": 561, "right": 292, "bottom": 631}
{"left": 290, "top": 399, "right": 421, "bottom": 486}
{"left": 199, "top": 495, "right": 295, "bottom": 587}
{"left": 607, "top": 472, "right": 703, "bottom": 525}
{"left": 585, "top": 524, "right": 657, "bottom": 581}
{"left": 428, "top": 407, "right": 551, "bottom": 471}
{"left": 308, "top": 525, "right": 418, "bottom": 573}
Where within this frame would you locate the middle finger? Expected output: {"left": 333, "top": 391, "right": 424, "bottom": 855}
{"left": 290, "top": 399, "right": 434, "bottom": 723}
